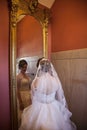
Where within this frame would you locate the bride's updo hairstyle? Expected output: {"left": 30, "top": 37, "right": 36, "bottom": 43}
{"left": 39, "top": 59, "right": 51, "bottom": 73}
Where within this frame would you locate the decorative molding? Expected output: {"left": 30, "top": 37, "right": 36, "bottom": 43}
{"left": 10, "top": 0, "right": 50, "bottom": 26}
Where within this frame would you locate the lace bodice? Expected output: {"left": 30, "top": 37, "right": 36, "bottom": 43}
{"left": 31, "top": 71, "right": 67, "bottom": 106}
{"left": 32, "top": 91, "right": 56, "bottom": 103}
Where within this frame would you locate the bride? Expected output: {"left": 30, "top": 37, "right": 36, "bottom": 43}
{"left": 19, "top": 58, "right": 77, "bottom": 130}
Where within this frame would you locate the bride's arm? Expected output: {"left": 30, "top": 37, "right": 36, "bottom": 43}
{"left": 55, "top": 89, "right": 68, "bottom": 108}
{"left": 30, "top": 78, "right": 38, "bottom": 99}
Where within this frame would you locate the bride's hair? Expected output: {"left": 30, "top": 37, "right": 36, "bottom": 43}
{"left": 39, "top": 59, "right": 51, "bottom": 73}
{"left": 36, "top": 58, "right": 53, "bottom": 77}
{"left": 36, "top": 57, "right": 44, "bottom": 68}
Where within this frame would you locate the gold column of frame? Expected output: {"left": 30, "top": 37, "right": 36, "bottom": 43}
{"left": 10, "top": 1, "right": 18, "bottom": 130}
{"left": 10, "top": 0, "right": 50, "bottom": 130}
{"left": 10, "top": 25, "right": 18, "bottom": 130}
{"left": 42, "top": 22, "right": 48, "bottom": 58}
{"left": 41, "top": 9, "right": 50, "bottom": 58}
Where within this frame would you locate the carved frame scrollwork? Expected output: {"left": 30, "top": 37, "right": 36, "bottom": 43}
{"left": 10, "top": 0, "right": 50, "bottom": 130}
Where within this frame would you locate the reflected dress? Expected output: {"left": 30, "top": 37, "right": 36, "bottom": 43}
{"left": 19, "top": 73, "right": 77, "bottom": 130}
{"left": 17, "top": 74, "right": 31, "bottom": 126}
{"left": 19, "top": 77, "right": 31, "bottom": 107}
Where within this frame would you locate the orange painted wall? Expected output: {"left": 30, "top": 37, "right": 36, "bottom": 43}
{"left": 17, "top": 15, "right": 43, "bottom": 58}
{"left": 51, "top": 0, "right": 87, "bottom": 52}
{"left": 0, "top": 0, "right": 11, "bottom": 130}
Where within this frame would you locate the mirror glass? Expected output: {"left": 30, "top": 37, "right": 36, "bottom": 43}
{"left": 16, "top": 15, "right": 43, "bottom": 75}
{"left": 16, "top": 14, "right": 43, "bottom": 127}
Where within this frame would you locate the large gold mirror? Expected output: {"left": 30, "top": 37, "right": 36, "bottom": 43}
{"left": 10, "top": 0, "right": 50, "bottom": 130}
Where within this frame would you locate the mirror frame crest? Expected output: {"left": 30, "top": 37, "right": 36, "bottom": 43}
{"left": 10, "top": 0, "right": 50, "bottom": 130}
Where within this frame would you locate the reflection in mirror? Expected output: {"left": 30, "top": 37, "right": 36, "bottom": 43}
{"left": 10, "top": 0, "right": 50, "bottom": 130}
{"left": 16, "top": 15, "right": 44, "bottom": 127}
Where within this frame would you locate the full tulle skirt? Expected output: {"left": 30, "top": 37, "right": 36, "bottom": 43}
{"left": 19, "top": 99, "right": 76, "bottom": 130}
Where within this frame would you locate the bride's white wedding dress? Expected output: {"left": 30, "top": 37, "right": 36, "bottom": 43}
{"left": 19, "top": 59, "right": 77, "bottom": 130}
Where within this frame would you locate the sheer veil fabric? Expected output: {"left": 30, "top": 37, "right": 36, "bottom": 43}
{"left": 33, "top": 58, "right": 68, "bottom": 107}
{"left": 19, "top": 58, "right": 77, "bottom": 130}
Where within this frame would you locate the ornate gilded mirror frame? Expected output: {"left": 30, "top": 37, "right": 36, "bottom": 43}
{"left": 10, "top": 0, "right": 50, "bottom": 130}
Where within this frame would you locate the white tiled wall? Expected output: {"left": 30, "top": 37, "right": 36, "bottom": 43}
{"left": 51, "top": 48, "right": 87, "bottom": 130}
